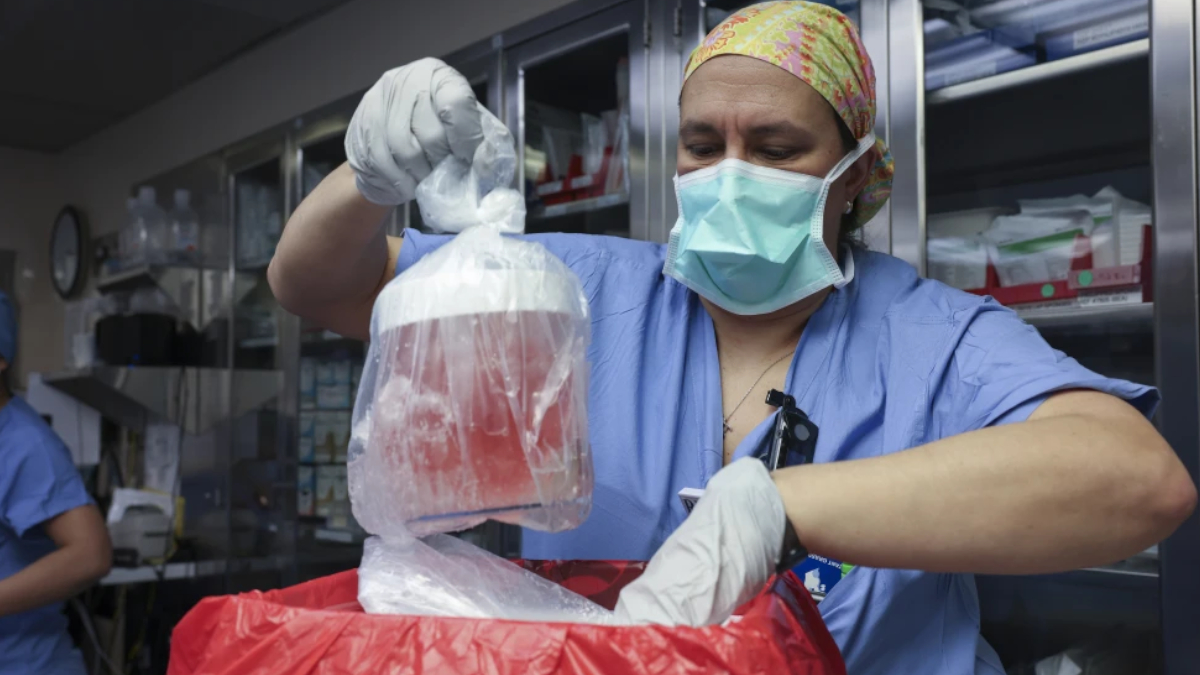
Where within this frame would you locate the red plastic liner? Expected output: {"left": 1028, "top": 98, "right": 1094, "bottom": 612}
{"left": 168, "top": 560, "right": 845, "bottom": 675}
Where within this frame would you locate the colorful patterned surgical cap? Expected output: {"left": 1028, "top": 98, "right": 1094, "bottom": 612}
{"left": 684, "top": 1, "right": 895, "bottom": 227}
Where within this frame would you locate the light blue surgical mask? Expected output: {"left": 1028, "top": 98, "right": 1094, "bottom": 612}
{"left": 664, "top": 134, "right": 874, "bottom": 315}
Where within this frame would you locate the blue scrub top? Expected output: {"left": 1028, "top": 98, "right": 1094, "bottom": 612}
{"left": 0, "top": 396, "right": 93, "bottom": 675}
{"left": 396, "top": 230, "right": 1156, "bottom": 675}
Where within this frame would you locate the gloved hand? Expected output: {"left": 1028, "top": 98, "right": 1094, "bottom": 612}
{"left": 345, "top": 58, "right": 509, "bottom": 206}
{"left": 613, "top": 457, "right": 788, "bottom": 626}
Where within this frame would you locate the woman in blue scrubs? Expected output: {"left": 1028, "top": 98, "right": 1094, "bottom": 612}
{"left": 0, "top": 292, "right": 112, "bottom": 675}
{"left": 269, "top": 2, "right": 1196, "bottom": 672}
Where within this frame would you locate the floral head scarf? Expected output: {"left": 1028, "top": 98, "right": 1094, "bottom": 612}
{"left": 684, "top": 1, "right": 894, "bottom": 227}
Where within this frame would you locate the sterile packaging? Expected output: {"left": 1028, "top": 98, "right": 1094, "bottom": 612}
{"left": 927, "top": 207, "right": 1013, "bottom": 290}
{"left": 1020, "top": 194, "right": 1118, "bottom": 267}
{"left": 349, "top": 112, "right": 593, "bottom": 538}
{"left": 1094, "top": 186, "right": 1152, "bottom": 265}
{"left": 984, "top": 211, "right": 1094, "bottom": 286}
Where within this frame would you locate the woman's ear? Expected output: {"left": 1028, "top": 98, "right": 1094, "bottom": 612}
{"left": 842, "top": 148, "right": 876, "bottom": 203}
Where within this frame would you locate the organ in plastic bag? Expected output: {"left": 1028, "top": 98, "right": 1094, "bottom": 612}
{"left": 167, "top": 564, "right": 848, "bottom": 675}
{"left": 349, "top": 110, "right": 593, "bottom": 538}
{"left": 357, "top": 534, "right": 613, "bottom": 623}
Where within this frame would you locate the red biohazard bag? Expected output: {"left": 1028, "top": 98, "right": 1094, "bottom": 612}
{"left": 167, "top": 560, "right": 845, "bottom": 675}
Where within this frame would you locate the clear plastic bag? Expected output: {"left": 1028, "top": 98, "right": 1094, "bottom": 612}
{"left": 348, "top": 111, "right": 593, "bottom": 540}
{"left": 357, "top": 534, "right": 613, "bottom": 623}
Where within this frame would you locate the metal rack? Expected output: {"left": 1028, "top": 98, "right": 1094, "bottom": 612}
{"left": 873, "top": 0, "right": 1199, "bottom": 672}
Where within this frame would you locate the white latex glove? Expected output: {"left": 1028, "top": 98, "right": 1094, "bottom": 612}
{"left": 345, "top": 57, "right": 507, "bottom": 206}
{"left": 613, "top": 457, "right": 787, "bottom": 626}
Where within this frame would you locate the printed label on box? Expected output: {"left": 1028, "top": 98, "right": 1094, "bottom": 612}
{"left": 317, "top": 383, "right": 351, "bottom": 410}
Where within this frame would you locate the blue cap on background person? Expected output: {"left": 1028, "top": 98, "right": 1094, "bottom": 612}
{"left": 0, "top": 291, "right": 15, "bottom": 364}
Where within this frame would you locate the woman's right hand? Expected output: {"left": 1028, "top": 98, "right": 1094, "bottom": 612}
{"left": 346, "top": 58, "right": 487, "bottom": 206}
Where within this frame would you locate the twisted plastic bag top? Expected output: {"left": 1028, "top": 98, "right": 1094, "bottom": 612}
{"left": 349, "top": 112, "right": 593, "bottom": 539}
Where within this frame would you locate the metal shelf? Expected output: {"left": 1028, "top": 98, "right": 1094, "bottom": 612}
{"left": 44, "top": 366, "right": 282, "bottom": 434}
{"left": 239, "top": 336, "right": 279, "bottom": 349}
{"left": 95, "top": 265, "right": 257, "bottom": 331}
{"left": 928, "top": 39, "right": 1149, "bottom": 105}
{"left": 1016, "top": 301, "right": 1153, "bottom": 331}
{"left": 100, "top": 549, "right": 363, "bottom": 586}
{"left": 530, "top": 192, "right": 629, "bottom": 220}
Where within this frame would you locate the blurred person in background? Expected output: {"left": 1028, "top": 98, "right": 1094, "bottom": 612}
{"left": 0, "top": 291, "right": 112, "bottom": 675}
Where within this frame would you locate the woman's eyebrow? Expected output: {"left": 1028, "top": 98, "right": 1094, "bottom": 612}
{"left": 680, "top": 120, "right": 720, "bottom": 136}
{"left": 746, "top": 121, "right": 808, "bottom": 137}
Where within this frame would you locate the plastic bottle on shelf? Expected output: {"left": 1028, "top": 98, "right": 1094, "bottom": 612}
{"left": 168, "top": 189, "right": 201, "bottom": 264}
{"left": 134, "top": 186, "right": 169, "bottom": 265}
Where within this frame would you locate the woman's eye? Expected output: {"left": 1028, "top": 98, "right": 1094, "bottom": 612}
{"left": 761, "top": 147, "right": 794, "bottom": 160}
{"left": 688, "top": 145, "right": 718, "bottom": 158}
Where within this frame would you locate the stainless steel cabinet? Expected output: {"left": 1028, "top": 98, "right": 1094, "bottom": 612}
{"left": 883, "top": 0, "right": 1198, "bottom": 671}
{"left": 505, "top": 1, "right": 646, "bottom": 238}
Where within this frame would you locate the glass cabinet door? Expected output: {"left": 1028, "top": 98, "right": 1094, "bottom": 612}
{"left": 918, "top": 1, "right": 1159, "bottom": 671}
{"left": 288, "top": 112, "right": 371, "bottom": 581}
{"left": 226, "top": 141, "right": 293, "bottom": 590}
{"left": 506, "top": 0, "right": 645, "bottom": 239}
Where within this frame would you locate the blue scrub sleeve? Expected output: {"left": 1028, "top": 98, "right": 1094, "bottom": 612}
{"left": 0, "top": 433, "right": 93, "bottom": 538}
{"left": 932, "top": 302, "right": 1158, "bottom": 437}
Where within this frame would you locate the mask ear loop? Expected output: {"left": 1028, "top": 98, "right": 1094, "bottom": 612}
{"left": 815, "top": 133, "right": 876, "bottom": 288}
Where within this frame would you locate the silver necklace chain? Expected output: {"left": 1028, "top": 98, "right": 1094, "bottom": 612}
{"left": 723, "top": 351, "right": 793, "bottom": 436}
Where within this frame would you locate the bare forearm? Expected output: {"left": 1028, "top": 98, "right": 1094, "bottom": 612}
{"left": 774, "top": 401, "right": 1194, "bottom": 574}
{"left": 0, "top": 546, "right": 108, "bottom": 617}
{"left": 268, "top": 162, "right": 394, "bottom": 339}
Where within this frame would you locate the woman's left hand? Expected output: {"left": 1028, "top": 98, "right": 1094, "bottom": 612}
{"left": 613, "top": 458, "right": 786, "bottom": 626}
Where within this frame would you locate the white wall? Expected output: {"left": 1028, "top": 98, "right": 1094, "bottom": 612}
{"left": 62, "top": 0, "right": 578, "bottom": 238}
{"left": 0, "top": 147, "right": 65, "bottom": 387}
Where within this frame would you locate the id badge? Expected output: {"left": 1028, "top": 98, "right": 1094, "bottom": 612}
{"left": 793, "top": 554, "right": 854, "bottom": 598}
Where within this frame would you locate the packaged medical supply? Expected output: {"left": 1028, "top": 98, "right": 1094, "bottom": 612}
{"left": 984, "top": 211, "right": 1093, "bottom": 286}
{"left": 350, "top": 111, "right": 592, "bottom": 538}
{"left": 927, "top": 207, "right": 1013, "bottom": 290}
{"left": 1019, "top": 193, "right": 1120, "bottom": 268}
{"left": 925, "top": 42, "right": 1035, "bottom": 89}
{"left": 1094, "top": 186, "right": 1152, "bottom": 265}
